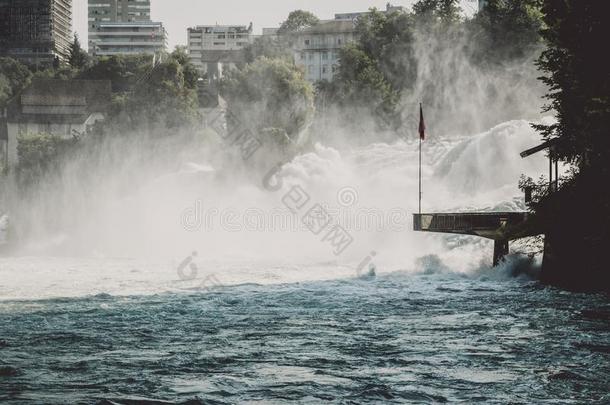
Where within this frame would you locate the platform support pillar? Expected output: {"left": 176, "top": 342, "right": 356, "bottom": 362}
{"left": 493, "top": 239, "right": 509, "bottom": 266}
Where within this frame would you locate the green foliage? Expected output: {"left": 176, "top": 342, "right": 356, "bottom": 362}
{"left": 0, "top": 75, "right": 11, "bottom": 107}
{"left": 221, "top": 57, "right": 315, "bottom": 145}
{"left": 413, "top": 0, "right": 462, "bottom": 22}
{"left": 0, "top": 57, "right": 32, "bottom": 106}
{"left": 79, "top": 54, "right": 150, "bottom": 92}
{"left": 535, "top": 0, "right": 609, "bottom": 169}
{"left": 78, "top": 51, "right": 200, "bottom": 133}
{"left": 16, "top": 132, "right": 78, "bottom": 185}
{"left": 323, "top": 2, "right": 544, "bottom": 132}
{"left": 125, "top": 55, "right": 200, "bottom": 130}
{"left": 334, "top": 44, "right": 399, "bottom": 121}
{"left": 468, "top": 0, "right": 544, "bottom": 64}
{"left": 244, "top": 35, "right": 293, "bottom": 64}
{"left": 68, "top": 34, "right": 89, "bottom": 70}
{"left": 170, "top": 46, "right": 200, "bottom": 89}
{"left": 518, "top": 1, "right": 609, "bottom": 288}
{"left": 278, "top": 10, "right": 320, "bottom": 34}
{"left": 328, "top": 8, "right": 416, "bottom": 127}
{"left": 354, "top": 9, "right": 418, "bottom": 93}
{"left": 31, "top": 65, "right": 79, "bottom": 80}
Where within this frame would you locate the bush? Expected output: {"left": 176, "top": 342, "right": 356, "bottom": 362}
{"left": 16, "top": 133, "right": 78, "bottom": 185}
{"left": 0, "top": 57, "right": 32, "bottom": 106}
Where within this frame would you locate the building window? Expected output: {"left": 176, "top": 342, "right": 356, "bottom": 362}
{"left": 322, "top": 52, "right": 328, "bottom": 60}
{"left": 304, "top": 39, "right": 310, "bottom": 45}
{"left": 308, "top": 65, "right": 314, "bottom": 74}
{"left": 322, "top": 65, "right": 328, "bottom": 74}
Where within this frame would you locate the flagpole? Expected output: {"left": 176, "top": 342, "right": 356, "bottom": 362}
{"left": 418, "top": 103, "right": 422, "bottom": 215}
{"left": 419, "top": 133, "right": 422, "bottom": 215}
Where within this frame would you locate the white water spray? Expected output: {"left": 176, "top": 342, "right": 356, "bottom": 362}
{"left": 0, "top": 117, "right": 549, "bottom": 300}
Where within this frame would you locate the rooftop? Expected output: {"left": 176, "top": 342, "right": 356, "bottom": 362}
{"left": 98, "top": 21, "right": 165, "bottom": 28}
{"left": 296, "top": 20, "right": 356, "bottom": 35}
{"left": 335, "top": 4, "right": 406, "bottom": 20}
{"left": 7, "top": 79, "right": 112, "bottom": 124}
{"left": 189, "top": 24, "right": 253, "bottom": 34}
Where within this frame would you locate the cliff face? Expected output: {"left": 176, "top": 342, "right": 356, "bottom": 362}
{"left": 542, "top": 229, "right": 608, "bottom": 293}
{"left": 539, "top": 172, "right": 610, "bottom": 293}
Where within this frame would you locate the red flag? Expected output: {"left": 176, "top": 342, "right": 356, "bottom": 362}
{"left": 418, "top": 103, "right": 425, "bottom": 140}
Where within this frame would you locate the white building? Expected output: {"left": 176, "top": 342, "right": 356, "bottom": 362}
{"left": 292, "top": 20, "right": 357, "bottom": 83}
{"left": 187, "top": 24, "right": 253, "bottom": 77}
{"left": 88, "top": 0, "right": 166, "bottom": 56}
{"left": 91, "top": 21, "right": 167, "bottom": 56}
{"left": 334, "top": 3, "right": 405, "bottom": 21}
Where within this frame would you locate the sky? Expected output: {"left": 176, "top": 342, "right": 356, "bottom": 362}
{"left": 74, "top": 0, "right": 480, "bottom": 51}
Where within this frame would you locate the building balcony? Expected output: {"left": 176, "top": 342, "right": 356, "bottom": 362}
{"left": 96, "top": 41, "right": 165, "bottom": 47}
{"left": 297, "top": 43, "right": 346, "bottom": 50}
{"left": 96, "top": 50, "right": 161, "bottom": 55}
{"left": 90, "top": 32, "right": 165, "bottom": 39}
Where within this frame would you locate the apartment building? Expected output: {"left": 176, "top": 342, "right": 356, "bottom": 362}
{"left": 292, "top": 20, "right": 356, "bottom": 83}
{"left": 334, "top": 3, "right": 405, "bottom": 21}
{"left": 187, "top": 24, "right": 253, "bottom": 78}
{"left": 0, "top": 0, "right": 72, "bottom": 66}
{"left": 88, "top": 0, "right": 165, "bottom": 56}
{"left": 290, "top": 4, "right": 407, "bottom": 83}
{"left": 92, "top": 21, "right": 166, "bottom": 56}
{"left": 88, "top": 0, "right": 150, "bottom": 23}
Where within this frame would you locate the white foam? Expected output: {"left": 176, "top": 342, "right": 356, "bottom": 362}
{"left": 0, "top": 119, "right": 550, "bottom": 300}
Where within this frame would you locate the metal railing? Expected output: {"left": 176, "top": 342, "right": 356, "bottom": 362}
{"left": 413, "top": 212, "right": 528, "bottom": 233}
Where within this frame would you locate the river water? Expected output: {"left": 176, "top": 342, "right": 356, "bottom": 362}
{"left": 1, "top": 267, "right": 609, "bottom": 404}
{"left": 1, "top": 120, "right": 608, "bottom": 403}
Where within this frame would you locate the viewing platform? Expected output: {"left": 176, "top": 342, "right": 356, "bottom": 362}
{"left": 413, "top": 212, "right": 539, "bottom": 265}
{"left": 411, "top": 139, "right": 560, "bottom": 267}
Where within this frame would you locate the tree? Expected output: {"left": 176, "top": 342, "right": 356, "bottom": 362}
{"left": 244, "top": 35, "right": 293, "bottom": 63}
{"left": 278, "top": 10, "right": 319, "bottom": 34}
{"left": 0, "top": 57, "right": 32, "bottom": 106}
{"left": 129, "top": 54, "right": 199, "bottom": 130}
{"left": 68, "top": 34, "right": 89, "bottom": 70}
{"left": 79, "top": 54, "right": 150, "bottom": 92}
{"left": 0, "top": 76, "right": 11, "bottom": 107}
{"left": 334, "top": 44, "right": 399, "bottom": 120}
{"left": 78, "top": 53, "right": 200, "bottom": 134}
{"left": 220, "top": 57, "right": 315, "bottom": 148}
{"left": 413, "top": 0, "right": 462, "bottom": 22}
{"left": 114, "top": 53, "right": 200, "bottom": 132}
{"left": 468, "top": 0, "right": 544, "bottom": 64}
{"left": 354, "top": 8, "right": 417, "bottom": 92}
{"left": 328, "top": 8, "right": 416, "bottom": 128}
{"left": 525, "top": 0, "right": 609, "bottom": 291}
{"left": 170, "top": 46, "right": 200, "bottom": 89}
{"left": 535, "top": 0, "right": 608, "bottom": 167}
